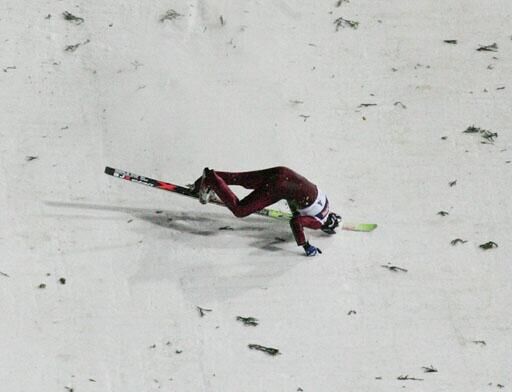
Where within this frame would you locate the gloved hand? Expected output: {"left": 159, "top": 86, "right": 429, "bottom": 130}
{"left": 303, "top": 242, "right": 322, "bottom": 257}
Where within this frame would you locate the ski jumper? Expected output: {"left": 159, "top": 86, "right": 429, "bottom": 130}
{"left": 196, "top": 167, "right": 330, "bottom": 246}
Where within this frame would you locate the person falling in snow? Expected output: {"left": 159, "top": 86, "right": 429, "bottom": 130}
{"left": 193, "top": 167, "right": 342, "bottom": 256}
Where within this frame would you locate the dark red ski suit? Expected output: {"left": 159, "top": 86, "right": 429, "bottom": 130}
{"left": 196, "top": 167, "right": 324, "bottom": 246}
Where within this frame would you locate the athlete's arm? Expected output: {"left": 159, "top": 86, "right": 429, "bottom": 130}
{"left": 289, "top": 215, "right": 322, "bottom": 246}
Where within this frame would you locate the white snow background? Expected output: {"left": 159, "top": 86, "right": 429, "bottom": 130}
{"left": 1, "top": 0, "right": 511, "bottom": 391}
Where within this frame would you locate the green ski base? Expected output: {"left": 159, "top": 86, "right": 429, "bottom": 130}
{"left": 258, "top": 208, "right": 377, "bottom": 232}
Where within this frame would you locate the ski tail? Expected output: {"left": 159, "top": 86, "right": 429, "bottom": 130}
{"left": 105, "top": 166, "right": 177, "bottom": 191}
{"left": 105, "top": 166, "right": 226, "bottom": 207}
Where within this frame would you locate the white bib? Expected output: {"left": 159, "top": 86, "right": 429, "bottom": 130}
{"left": 298, "top": 188, "right": 330, "bottom": 224}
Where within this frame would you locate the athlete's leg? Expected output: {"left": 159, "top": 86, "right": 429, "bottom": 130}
{"left": 214, "top": 167, "right": 282, "bottom": 190}
{"left": 193, "top": 169, "right": 266, "bottom": 193}
{"left": 206, "top": 170, "right": 281, "bottom": 217}
{"left": 193, "top": 167, "right": 287, "bottom": 193}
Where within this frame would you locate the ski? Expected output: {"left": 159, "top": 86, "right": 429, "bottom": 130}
{"left": 104, "top": 166, "right": 377, "bottom": 232}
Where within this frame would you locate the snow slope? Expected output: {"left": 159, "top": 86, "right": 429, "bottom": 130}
{"left": 1, "top": 0, "right": 511, "bottom": 391}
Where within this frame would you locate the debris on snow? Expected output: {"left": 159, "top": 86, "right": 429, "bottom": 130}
{"left": 414, "top": 63, "right": 431, "bottom": 69}
{"left": 237, "top": 316, "right": 259, "bottom": 326}
{"left": 0, "top": 271, "right": 10, "bottom": 278}
{"left": 449, "top": 180, "right": 457, "bottom": 187}
{"left": 394, "top": 101, "right": 407, "bottom": 109}
{"left": 463, "top": 126, "right": 498, "bottom": 143}
{"left": 2, "top": 66, "right": 16, "bottom": 72}
{"left": 64, "top": 39, "right": 90, "bottom": 52}
{"left": 437, "top": 211, "right": 449, "bottom": 216}
{"left": 334, "top": 17, "right": 359, "bottom": 31}
{"left": 335, "top": 0, "right": 350, "bottom": 6}
{"left": 347, "top": 310, "right": 357, "bottom": 315}
{"left": 299, "top": 114, "right": 310, "bottom": 122}
{"left": 130, "top": 60, "right": 144, "bottom": 70}
{"left": 175, "top": 349, "right": 183, "bottom": 354}
{"left": 472, "top": 340, "right": 486, "bottom": 346}
{"left": 479, "top": 241, "right": 498, "bottom": 250}
{"left": 25, "top": 156, "right": 38, "bottom": 161}
{"left": 248, "top": 344, "right": 280, "bottom": 356}
{"left": 422, "top": 365, "right": 438, "bottom": 373}
{"left": 38, "top": 283, "right": 47, "bottom": 289}
{"left": 397, "top": 375, "right": 424, "bottom": 381}
{"left": 197, "top": 306, "right": 212, "bottom": 317}
{"left": 481, "top": 131, "right": 498, "bottom": 143}
{"left": 463, "top": 125, "right": 483, "bottom": 134}
{"left": 477, "top": 43, "right": 498, "bottom": 52}
{"left": 444, "top": 39, "right": 458, "bottom": 44}
{"left": 59, "top": 278, "right": 66, "bottom": 285}
{"left": 219, "top": 226, "right": 234, "bottom": 231}
{"left": 381, "top": 263, "right": 408, "bottom": 273}
{"left": 62, "top": 11, "right": 84, "bottom": 25}
{"left": 65, "top": 44, "right": 80, "bottom": 52}
{"left": 450, "top": 238, "right": 467, "bottom": 246}
{"left": 160, "top": 9, "right": 182, "bottom": 22}
{"left": 358, "top": 103, "right": 377, "bottom": 108}
{"left": 219, "top": 15, "right": 225, "bottom": 26}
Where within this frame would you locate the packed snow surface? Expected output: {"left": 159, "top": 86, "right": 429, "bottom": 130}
{"left": 1, "top": 0, "right": 511, "bottom": 391}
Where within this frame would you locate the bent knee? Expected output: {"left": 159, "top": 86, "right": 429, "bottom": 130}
{"left": 274, "top": 166, "right": 291, "bottom": 176}
{"left": 232, "top": 209, "right": 252, "bottom": 218}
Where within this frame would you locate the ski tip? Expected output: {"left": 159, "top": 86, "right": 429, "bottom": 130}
{"left": 342, "top": 223, "right": 378, "bottom": 232}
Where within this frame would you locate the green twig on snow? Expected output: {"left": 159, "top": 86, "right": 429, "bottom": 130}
{"left": 334, "top": 17, "right": 359, "bottom": 31}
{"left": 237, "top": 316, "right": 259, "bottom": 326}
{"left": 479, "top": 241, "right": 498, "bottom": 250}
{"left": 248, "top": 344, "right": 280, "bottom": 356}
{"left": 160, "top": 9, "right": 182, "bottom": 22}
{"left": 62, "top": 11, "right": 84, "bottom": 25}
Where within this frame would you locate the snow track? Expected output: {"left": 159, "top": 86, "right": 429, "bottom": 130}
{"left": 1, "top": 0, "right": 511, "bottom": 391}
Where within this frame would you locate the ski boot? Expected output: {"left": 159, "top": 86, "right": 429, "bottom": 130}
{"left": 198, "top": 167, "right": 213, "bottom": 204}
